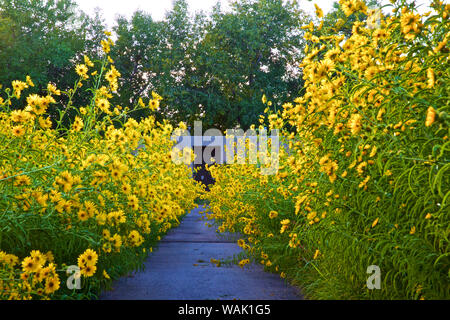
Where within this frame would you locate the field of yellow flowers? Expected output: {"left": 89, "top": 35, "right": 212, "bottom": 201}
{"left": 0, "top": 35, "right": 202, "bottom": 299}
{"left": 204, "top": 0, "right": 449, "bottom": 299}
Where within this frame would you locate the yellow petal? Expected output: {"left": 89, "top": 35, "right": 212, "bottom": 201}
{"left": 371, "top": 218, "right": 379, "bottom": 228}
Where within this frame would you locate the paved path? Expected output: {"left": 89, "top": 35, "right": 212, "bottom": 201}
{"left": 100, "top": 205, "right": 303, "bottom": 300}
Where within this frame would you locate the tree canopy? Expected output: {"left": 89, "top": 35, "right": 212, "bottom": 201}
{"left": 109, "top": 0, "right": 308, "bottom": 131}
{"left": 0, "top": 0, "right": 104, "bottom": 91}
{"left": 0, "top": 0, "right": 380, "bottom": 131}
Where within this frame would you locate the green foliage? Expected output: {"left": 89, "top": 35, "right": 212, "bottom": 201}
{"left": 0, "top": 41, "right": 200, "bottom": 299}
{"left": 190, "top": 0, "right": 307, "bottom": 130}
{"left": 0, "top": 0, "right": 105, "bottom": 112}
{"left": 204, "top": 0, "right": 450, "bottom": 300}
{"left": 110, "top": 0, "right": 308, "bottom": 131}
{"left": 0, "top": 0, "right": 311, "bottom": 131}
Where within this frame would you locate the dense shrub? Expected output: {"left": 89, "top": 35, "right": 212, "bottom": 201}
{"left": 0, "top": 35, "right": 201, "bottom": 299}
{"left": 204, "top": 0, "right": 449, "bottom": 299}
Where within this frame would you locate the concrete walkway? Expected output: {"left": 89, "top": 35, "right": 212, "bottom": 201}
{"left": 100, "top": 205, "right": 303, "bottom": 300}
